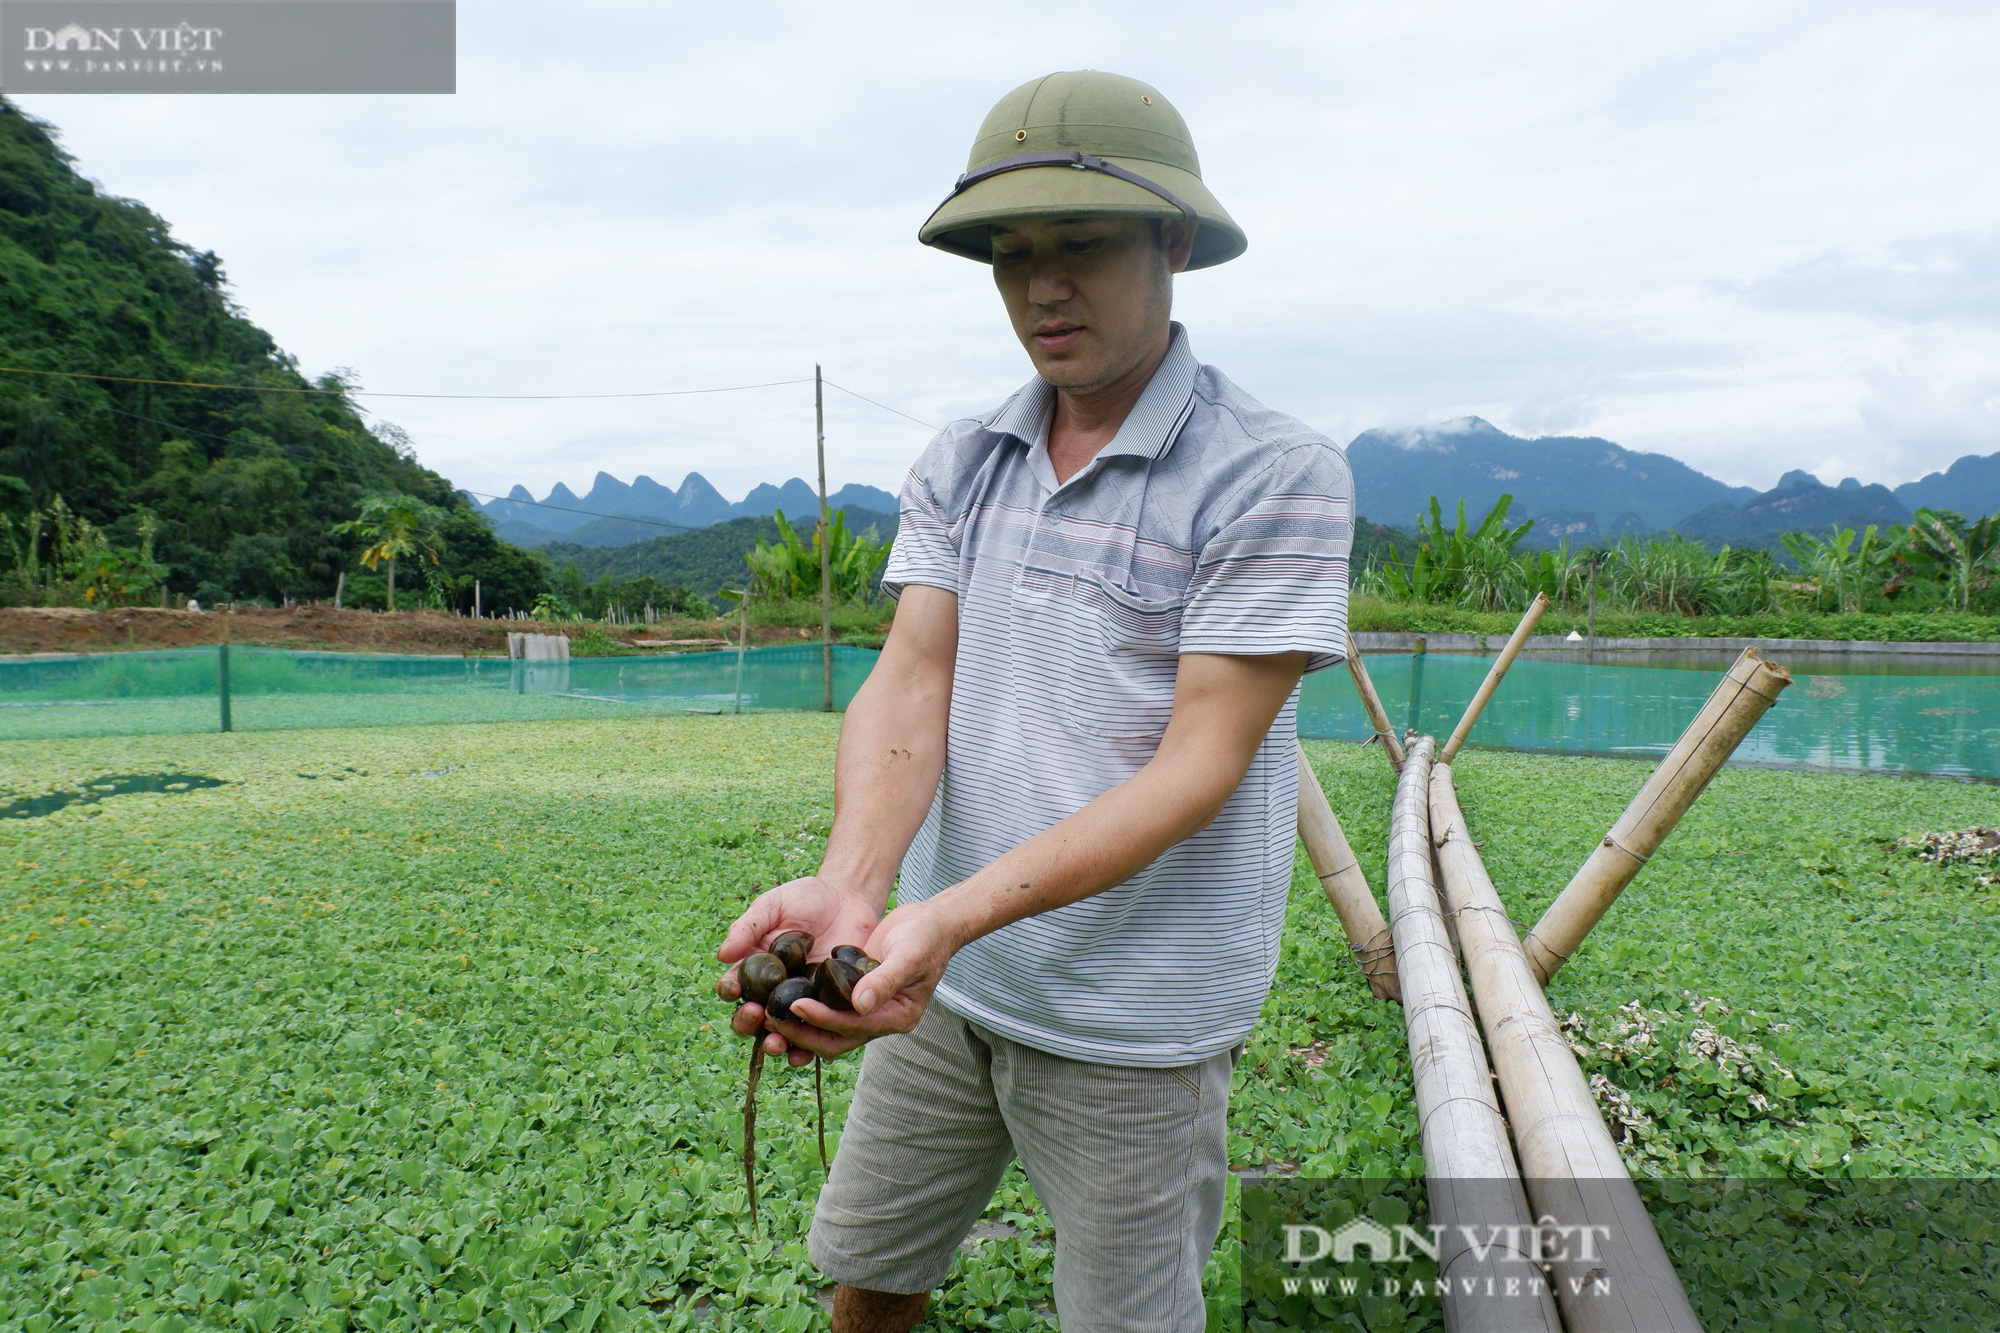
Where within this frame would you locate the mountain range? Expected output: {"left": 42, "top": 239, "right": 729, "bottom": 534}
{"left": 474, "top": 472, "right": 898, "bottom": 548}
{"left": 487, "top": 421, "right": 2000, "bottom": 555}
{"left": 1348, "top": 417, "right": 2000, "bottom": 545}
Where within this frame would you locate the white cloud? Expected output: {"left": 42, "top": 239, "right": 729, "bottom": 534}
{"left": 13, "top": 0, "right": 2000, "bottom": 502}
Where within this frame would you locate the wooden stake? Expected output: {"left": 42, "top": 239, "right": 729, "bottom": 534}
{"left": 816, "top": 365, "right": 833, "bottom": 713}
{"left": 1439, "top": 592, "right": 1550, "bottom": 764}
{"left": 1431, "top": 763, "right": 1702, "bottom": 1333}
{"left": 1585, "top": 557, "right": 1598, "bottom": 663}
{"left": 1294, "top": 741, "right": 1398, "bottom": 1001}
{"left": 733, "top": 592, "right": 748, "bottom": 715}
{"left": 1386, "top": 737, "right": 1560, "bottom": 1331}
{"left": 1524, "top": 647, "right": 1792, "bottom": 984}
{"left": 1405, "top": 635, "right": 1427, "bottom": 734}
{"left": 1343, "top": 634, "right": 1405, "bottom": 770}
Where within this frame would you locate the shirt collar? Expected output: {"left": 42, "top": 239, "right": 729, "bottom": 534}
{"left": 989, "top": 322, "right": 1200, "bottom": 467}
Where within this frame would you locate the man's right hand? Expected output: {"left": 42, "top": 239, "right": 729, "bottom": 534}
{"left": 714, "top": 875, "right": 883, "bottom": 1065}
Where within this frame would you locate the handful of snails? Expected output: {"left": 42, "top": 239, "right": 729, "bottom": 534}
{"left": 731, "top": 931, "right": 879, "bottom": 1228}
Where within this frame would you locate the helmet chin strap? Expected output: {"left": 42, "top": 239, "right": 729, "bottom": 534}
{"left": 940, "top": 149, "right": 1198, "bottom": 225}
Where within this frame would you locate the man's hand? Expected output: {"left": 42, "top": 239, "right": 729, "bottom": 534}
{"left": 761, "top": 896, "right": 964, "bottom": 1060}
{"left": 714, "top": 875, "right": 882, "bottom": 1065}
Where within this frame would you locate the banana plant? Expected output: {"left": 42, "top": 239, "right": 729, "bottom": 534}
{"left": 1903, "top": 509, "right": 2000, "bottom": 612}
{"left": 1381, "top": 494, "right": 1537, "bottom": 611}
{"left": 745, "top": 508, "right": 891, "bottom": 603}
{"left": 1780, "top": 524, "right": 1901, "bottom": 613}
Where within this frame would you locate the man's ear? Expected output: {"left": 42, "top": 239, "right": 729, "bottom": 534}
{"left": 1163, "top": 219, "right": 1196, "bottom": 275}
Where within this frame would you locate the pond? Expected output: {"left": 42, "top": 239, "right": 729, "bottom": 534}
{"left": 1301, "top": 651, "right": 1999, "bottom": 780}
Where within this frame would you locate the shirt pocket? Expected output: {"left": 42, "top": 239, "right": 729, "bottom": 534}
{"left": 1010, "top": 570, "right": 1183, "bottom": 740}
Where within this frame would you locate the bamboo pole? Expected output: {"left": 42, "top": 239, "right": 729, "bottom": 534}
{"left": 1344, "top": 634, "right": 1405, "bottom": 770}
{"left": 1524, "top": 646, "right": 1792, "bottom": 984}
{"left": 1387, "top": 737, "right": 1560, "bottom": 1332}
{"left": 1438, "top": 593, "right": 1550, "bottom": 764}
{"left": 1295, "top": 741, "right": 1398, "bottom": 1002}
{"left": 1431, "top": 763, "right": 1702, "bottom": 1333}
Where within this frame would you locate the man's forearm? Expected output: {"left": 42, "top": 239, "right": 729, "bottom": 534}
{"left": 817, "top": 588, "right": 957, "bottom": 908}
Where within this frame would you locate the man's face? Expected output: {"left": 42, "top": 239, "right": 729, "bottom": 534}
{"left": 990, "top": 216, "right": 1192, "bottom": 392}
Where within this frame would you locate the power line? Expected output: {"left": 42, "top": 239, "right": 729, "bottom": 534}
{"left": 823, "top": 380, "right": 944, "bottom": 433}
{"left": 0, "top": 372, "right": 878, "bottom": 538}
{"left": 0, "top": 361, "right": 948, "bottom": 430}
{"left": 0, "top": 364, "right": 814, "bottom": 401}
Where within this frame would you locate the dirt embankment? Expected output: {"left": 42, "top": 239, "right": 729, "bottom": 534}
{"left": 0, "top": 605, "right": 873, "bottom": 656}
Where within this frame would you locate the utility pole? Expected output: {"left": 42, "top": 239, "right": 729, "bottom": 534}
{"left": 817, "top": 364, "right": 833, "bottom": 712}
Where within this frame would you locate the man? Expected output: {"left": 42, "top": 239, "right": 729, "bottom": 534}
{"left": 715, "top": 70, "right": 1353, "bottom": 1333}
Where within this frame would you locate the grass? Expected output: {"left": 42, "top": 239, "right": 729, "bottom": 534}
{"left": 1, "top": 718, "right": 1996, "bottom": 1330}
{"left": 1347, "top": 594, "right": 2000, "bottom": 643}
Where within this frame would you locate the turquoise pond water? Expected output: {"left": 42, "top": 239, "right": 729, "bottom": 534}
{"left": 1297, "top": 653, "right": 1997, "bottom": 779}
{"left": 1, "top": 644, "right": 1993, "bottom": 778}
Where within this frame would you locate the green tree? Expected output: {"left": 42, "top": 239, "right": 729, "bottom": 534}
{"left": 1902, "top": 509, "right": 2000, "bottom": 612}
{"left": 332, "top": 494, "right": 443, "bottom": 611}
{"left": 744, "top": 508, "right": 891, "bottom": 603}
{"left": 1, "top": 494, "right": 165, "bottom": 607}
{"left": 0, "top": 97, "right": 549, "bottom": 607}
{"left": 1780, "top": 524, "right": 1901, "bottom": 613}
{"left": 1373, "top": 494, "right": 1556, "bottom": 611}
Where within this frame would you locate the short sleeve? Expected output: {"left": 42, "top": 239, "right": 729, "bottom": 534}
{"left": 1177, "top": 441, "right": 1352, "bottom": 672}
{"left": 879, "top": 433, "right": 961, "bottom": 601}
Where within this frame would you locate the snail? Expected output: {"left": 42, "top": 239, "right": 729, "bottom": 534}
{"left": 769, "top": 930, "right": 814, "bottom": 975}
{"left": 737, "top": 952, "right": 789, "bottom": 1006}
{"left": 765, "top": 975, "right": 817, "bottom": 1022}
{"left": 729, "top": 931, "right": 881, "bottom": 1231}
{"left": 812, "top": 957, "right": 864, "bottom": 1011}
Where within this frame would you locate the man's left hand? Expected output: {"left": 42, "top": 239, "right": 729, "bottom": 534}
{"left": 764, "top": 896, "right": 963, "bottom": 1063}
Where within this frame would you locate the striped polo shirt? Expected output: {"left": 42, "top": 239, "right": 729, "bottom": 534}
{"left": 881, "top": 323, "right": 1353, "bottom": 1067}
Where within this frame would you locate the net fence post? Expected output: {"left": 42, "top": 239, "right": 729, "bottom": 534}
{"left": 217, "top": 643, "right": 232, "bottom": 732}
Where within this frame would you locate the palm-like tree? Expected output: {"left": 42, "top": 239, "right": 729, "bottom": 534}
{"left": 1906, "top": 509, "right": 2000, "bottom": 612}
{"left": 333, "top": 494, "right": 443, "bottom": 611}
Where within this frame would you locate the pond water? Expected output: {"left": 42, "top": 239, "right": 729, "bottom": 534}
{"left": 1300, "top": 652, "right": 2000, "bottom": 780}
{"left": 0, "top": 772, "right": 226, "bottom": 819}
{"left": 1, "top": 643, "right": 1993, "bottom": 779}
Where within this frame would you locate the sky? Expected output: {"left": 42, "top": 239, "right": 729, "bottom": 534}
{"left": 14, "top": 0, "right": 2000, "bottom": 511}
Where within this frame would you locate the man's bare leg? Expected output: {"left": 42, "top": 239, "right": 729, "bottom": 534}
{"left": 832, "top": 1284, "right": 930, "bottom": 1333}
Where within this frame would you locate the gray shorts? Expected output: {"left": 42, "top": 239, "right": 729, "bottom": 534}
{"left": 807, "top": 998, "right": 1241, "bottom": 1333}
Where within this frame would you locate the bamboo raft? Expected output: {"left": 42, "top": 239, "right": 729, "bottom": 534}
{"left": 1294, "top": 612, "right": 1791, "bottom": 1331}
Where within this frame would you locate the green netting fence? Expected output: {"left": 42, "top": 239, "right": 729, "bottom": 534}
{"left": 0, "top": 644, "right": 878, "bottom": 740}
{"left": 3, "top": 643, "right": 1996, "bottom": 778}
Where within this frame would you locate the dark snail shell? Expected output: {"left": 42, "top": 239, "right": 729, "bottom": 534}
{"left": 737, "top": 952, "right": 788, "bottom": 1006}
{"left": 770, "top": 931, "right": 814, "bottom": 976}
{"left": 829, "top": 944, "right": 869, "bottom": 967}
{"left": 813, "top": 957, "right": 863, "bottom": 1011}
{"left": 766, "top": 976, "right": 816, "bottom": 1023}
{"left": 853, "top": 956, "right": 879, "bottom": 975}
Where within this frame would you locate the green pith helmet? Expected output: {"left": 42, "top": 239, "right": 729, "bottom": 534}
{"left": 920, "top": 70, "right": 1246, "bottom": 271}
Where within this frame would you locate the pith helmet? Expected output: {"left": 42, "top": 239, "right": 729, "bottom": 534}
{"left": 920, "top": 70, "right": 1246, "bottom": 271}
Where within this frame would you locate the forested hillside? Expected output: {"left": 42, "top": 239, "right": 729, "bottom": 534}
{"left": 541, "top": 511, "right": 895, "bottom": 604}
{"left": 0, "top": 97, "right": 548, "bottom": 611}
